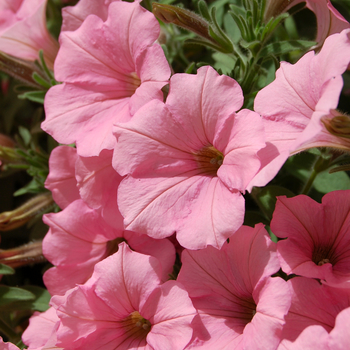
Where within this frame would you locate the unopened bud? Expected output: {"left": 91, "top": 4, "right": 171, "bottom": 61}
{"left": 0, "top": 52, "right": 43, "bottom": 89}
{"left": 0, "top": 241, "right": 45, "bottom": 268}
{"left": 152, "top": 3, "right": 213, "bottom": 43}
{"left": 0, "top": 192, "right": 54, "bottom": 231}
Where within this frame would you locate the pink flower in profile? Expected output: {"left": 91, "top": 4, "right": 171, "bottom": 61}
{"left": 51, "top": 243, "right": 196, "bottom": 350}
{"left": 177, "top": 224, "right": 290, "bottom": 349}
{"left": 252, "top": 29, "right": 350, "bottom": 185}
{"left": 43, "top": 199, "right": 175, "bottom": 295}
{"left": 113, "top": 66, "right": 266, "bottom": 249}
{"left": 280, "top": 277, "right": 350, "bottom": 343}
{"left": 279, "top": 307, "right": 350, "bottom": 350}
{"left": 22, "top": 307, "right": 62, "bottom": 350}
{"left": 271, "top": 190, "right": 350, "bottom": 287}
{"left": 0, "top": 0, "right": 58, "bottom": 68}
{"left": 42, "top": 1, "right": 170, "bottom": 157}
{"left": 265, "top": 0, "right": 349, "bottom": 48}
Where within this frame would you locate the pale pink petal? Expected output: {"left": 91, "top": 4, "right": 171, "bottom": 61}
{"left": 142, "top": 281, "right": 196, "bottom": 350}
{"left": 328, "top": 307, "right": 350, "bottom": 349}
{"left": 22, "top": 307, "right": 60, "bottom": 350}
{"left": 282, "top": 277, "right": 350, "bottom": 341}
{"left": 61, "top": 0, "right": 120, "bottom": 32}
{"left": 124, "top": 231, "right": 175, "bottom": 283}
{"left": 0, "top": 338, "right": 20, "bottom": 350}
{"left": 75, "top": 149, "right": 124, "bottom": 230}
{"left": 44, "top": 146, "right": 79, "bottom": 209}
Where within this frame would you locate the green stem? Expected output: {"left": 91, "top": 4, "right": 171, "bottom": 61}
{"left": 300, "top": 155, "right": 326, "bottom": 195}
{"left": 300, "top": 168, "right": 318, "bottom": 195}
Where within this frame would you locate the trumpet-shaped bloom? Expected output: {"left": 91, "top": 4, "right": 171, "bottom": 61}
{"left": 272, "top": 190, "right": 350, "bottom": 287}
{"left": 42, "top": 1, "right": 170, "bottom": 156}
{"left": 0, "top": 0, "right": 58, "bottom": 68}
{"left": 43, "top": 200, "right": 175, "bottom": 295}
{"left": 51, "top": 243, "right": 196, "bottom": 350}
{"left": 253, "top": 29, "right": 350, "bottom": 185}
{"left": 177, "top": 224, "right": 290, "bottom": 349}
{"left": 113, "top": 66, "right": 266, "bottom": 250}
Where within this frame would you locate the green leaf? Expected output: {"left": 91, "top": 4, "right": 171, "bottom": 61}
{"left": 259, "top": 40, "right": 316, "bottom": 57}
{"left": 18, "top": 90, "right": 46, "bottom": 104}
{"left": 313, "top": 171, "right": 350, "bottom": 193}
{"left": 0, "top": 264, "right": 15, "bottom": 275}
{"left": 18, "top": 126, "right": 32, "bottom": 147}
{"left": 22, "top": 286, "right": 51, "bottom": 312}
{"left": 212, "top": 52, "right": 237, "bottom": 74}
{"left": 32, "top": 72, "right": 51, "bottom": 89}
{"left": 0, "top": 286, "right": 35, "bottom": 307}
{"left": 198, "top": 0, "right": 211, "bottom": 22}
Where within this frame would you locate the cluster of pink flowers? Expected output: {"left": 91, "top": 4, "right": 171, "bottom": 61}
{"left": 1, "top": 0, "right": 350, "bottom": 348}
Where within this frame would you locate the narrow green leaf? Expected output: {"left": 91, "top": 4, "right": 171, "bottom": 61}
{"left": 198, "top": 0, "right": 211, "bottom": 22}
{"left": 18, "top": 126, "right": 32, "bottom": 147}
{"left": 18, "top": 90, "right": 46, "bottom": 104}
{"left": 0, "top": 286, "right": 35, "bottom": 307}
{"left": 32, "top": 72, "right": 51, "bottom": 89}
{"left": 22, "top": 286, "right": 51, "bottom": 312}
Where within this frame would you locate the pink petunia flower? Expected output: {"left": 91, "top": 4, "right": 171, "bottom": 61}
{"left": 43, "top": 199, "right": 175, "bottom": 295}
{"left": 252, "top": 29, "right": 350, "bottom": 186}
{"left": 0, "top": 0, "right": 58, "bottom": 68}
{"left": 113, "top": 66, "right": 266, "bottom": 250}
{"left": 272, "top": 190, "right": 350, "bottom": 287}
{"left": 177, "top": 224, "right": 290, "bottom": 349}
{"left": 51, "top": 243, "right": 196, "bottom": 350}
{"left": 42, "top": 1, "right": 170, "bottom": 157}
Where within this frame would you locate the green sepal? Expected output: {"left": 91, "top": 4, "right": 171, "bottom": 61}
{"left": 18, "top": 90, "right": 46, "bottom": 104}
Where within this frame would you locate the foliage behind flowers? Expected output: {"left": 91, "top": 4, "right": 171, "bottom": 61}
{"left": 0, "top": 0, "right": 350, "bottom": 349}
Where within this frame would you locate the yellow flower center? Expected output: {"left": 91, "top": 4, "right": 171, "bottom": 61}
{"left": 193, "top": 145, "right": 224, "bottom": 176}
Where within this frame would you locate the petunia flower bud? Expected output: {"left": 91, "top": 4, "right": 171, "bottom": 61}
{"left": 152, "top": 3, "right": 213, "bottom": 42}
{"left": 0, "top": 192, "right": 54, "bottom": 231}
{"left": 0, "top": 241, "right": 45, "bottom": 268}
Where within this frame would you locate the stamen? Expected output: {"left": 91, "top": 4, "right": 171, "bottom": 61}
{"left": 193, "top": 145, "right": 224, "bottom": 176}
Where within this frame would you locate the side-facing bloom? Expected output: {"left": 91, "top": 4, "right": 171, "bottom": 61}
{"left": 51, "top": 243, "right": 196, "bottom": 349}
{"left": 113, "top": 66, "right": 266, "bottom": 250}
{"left": 42, "top": 1, "right": 170, "bottom": 156}
{"left": 177, "top": 224, "right": 290, "bottom": 349}
{"left": 252, "top": 29, "right": 350, "bottom": 185}
{"left": 0, "top": 0, "right": 58, "bottom": 68}
{"left": 271, "top": 190, "right": 350, "bottom": 288}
